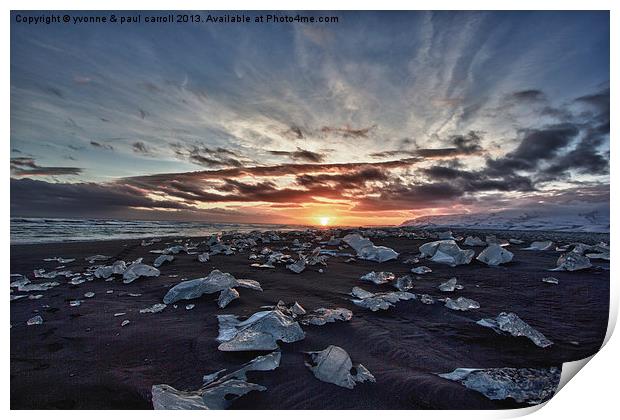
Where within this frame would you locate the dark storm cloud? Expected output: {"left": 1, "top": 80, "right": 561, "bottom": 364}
{"left": 170, "top": 143, "right": 248, "bottom": 168}
{"left": 10, "top": 157, "right": 83, "bottom": 176}
{"left": 353, "top": 182, "right": 465, "bottom": 211}
{"left": 296, "top": 167, "right": 390, "bottom": 189}
{"left": 368, "top": 131, "right": 483, "bottom": 159}
{"left": 485, "top": 124, "right": 580, "bottom": 174}
{"left": 10, "top": 177, "right": 193, "bottom": 216}
{"left": 508, "top": 89, "right": 546, "bottom": 103}
{"left": 421, "top": 166, "right": 535, "bottom": 192}
{"left": 321, "top": 124, "right": 377, "bottom": 138}
{"left": 125, "top": 157, "right": 421, "bottom": 185}
{"left": 268, "top": 147, "right": 326, "bottom": 163}
{"left": 132, "top": 141, "right": 152, "bottom": 155}
{"left": 90, "top": 141, "right": 114, "bottom": 151}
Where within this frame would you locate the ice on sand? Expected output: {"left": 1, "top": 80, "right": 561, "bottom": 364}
{"left": 304, "top": 345, "right": 375, "bottom": 389}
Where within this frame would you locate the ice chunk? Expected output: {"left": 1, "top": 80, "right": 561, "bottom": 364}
{"left": 85, "top": 255, "right": 110, "bottom": 263}
{"left": 477, "top": 312, "right": 553, "bottom": 348}
{"left": 10, "top": 275, "right": 30, "bottom": 289}
{"left": 360, "top": 271, "right": 395, "bottom": 285}
{"left": 69, "top": 300, "right": 82, "bottom": 306}
{"left": 509, "top": 238, "right": 525, "bottom": 245}
{"left": 11, "top": 295, "right": 27, "bottom": 302}
{"left": 464, "top": 236, "right": 487, "bottom": 246}
{"left": 16, "top": 281, "right": 59, "bottom": 292}
{"left": 551, "top": 252, "right": 592, "bottom": 271}
{"left": 542, "top": 277, "right": 559, "bottom": 284}
{"left": 236, "top": 279, "right": 263, "bottom": 291}
{"left": 163, "top": 270, "right": 260, "bottom": 304}
{"left": 94, "top": 260, "right": 126, "bottom": 279}
{"left": 411, "top": 266, "right": 432, "bottom": 274}
{"left": 217, "top": 288, "right": 239, "bottom": 308}
{"left": 27, "top": 315, "right": 43, "bottom": 325}
{"left": 342, "top": 233, "right": 398, "bottom": 262}
{"left": 216, "top": 310, "right": 305, "bottom": 351}
{"left": 419, "top": 240, "right": 474, "bottom": 267}
{"left": 84, "top": 292, "right": 95, "bottom": 298}
{"left": 121, "top": 320, "right": 130, "bottom": 327}
{"left": 186, "top": 304, "right": 195, "bottom": 310}
{"left": 393, "top": 275, "right": 414, "bottom": 291}
{"left": 485, "top": 235, "right": 509, "bottom": 247}
{"left": 291, "top": 302, "right": 306, "bottom": 316}
{"left": 43, "top": 257, "right": 75, "bottom": 264}
{"left": 197, "top": 253, "right": 210, "bottom": 263}
{"left": 152, "top": 351, "right": 280, "bottom": 410}
{"left": 437, "top": 231, "right": 456, "bottom": 240}
{"left": 301, "top": 308, "right": 353, "bottom": 326}
{"left": 438, "top": 367, "right": 560, "bottom": 404}
{"left": 445, "top": 297, "right": 480, "bottom": 311}
{"left": 419, "top": 294, "right": 435, "bottom": 304}
{"left": 123, "top": 263, "right": 160, "bottom": 284}
{"left": 286, "top": 259, "right": 306, "bottom": 274}
{"left": 476, "top": 245, "right": 513, "bottom": 266}
{"left": 523, "top": 241, "right": 554, "bottom": 251}
{"left": 304, "top": 345, "right": 375, "bottom": 389}
{"left": 154, "top": 254, "right": 174, "bottom": 268}
{"left": 351, "top": 287, "right": 415, "bottom": 311}
{"left": 140, "top": 303, "right": 167, "bottom": 314}
{"left": 438, "top": 277, "right": 462, "bottom": 292}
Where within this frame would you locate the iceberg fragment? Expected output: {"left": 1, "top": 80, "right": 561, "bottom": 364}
{"left": 438, "top": 367, "right": 560, "bottom": 404}
{"left": 163, "top": 270, "right": 261, "bottom": 304}
{"left": 140, "top": 303, "right": 167, "bottom": 314}
{"left": 476, "top": 245, "right": 513, "bottom": 266}
{"left": 360, "top": 271, "right": 395, "bottom": 285}
{"left": 216, "top": 310, "right": 305, "bottom": 351}
{"left": 445, "top": 297, "right": 480, "bottom": 311}
{"left": 153, "top": 254, "right": 174, "bottom": 268}
{"left": 477, "top": 312, "right": 553, "bottom": 348}
{"left": 551, "top": 252, "right": 592, "bottom": 271}
{"left": 393, "top": 275, "right": 415, "bottom": 291}
{"left": 350, "top": 287, "right": 415, "bottom": 311}
{"left": 301, "top": 308, "right": 353, "bottom": 326}
{"left": 342, "top": 233, "right": 398, "bottom": 262}
{"left": 217, "top": 288, "right": 239, "bottom": 308}
{"left": 464, "top": 236, "right": 487, "bottom": 246}
{"left": 123, "top": 263, "right": 160, "bottom": 284}
{"left": 419, "top": 240, "right": 474, "bottom": 267}
{"left": 304, "top": 345, "right": 375, "bottom": 389}
{"left": 152, "top": 351, "right": 280, "bottom": 410}
{"left": 27, "top": 315, "right": 43, "bottom": 325}
{"left": 438, "top": 277, "right": 462, "bottom": 292}
{"left": 523, "top": 241, "right": 554, "bottom": 251}
{"left": 411, "top": 266, "right": 432, "bottom": 274}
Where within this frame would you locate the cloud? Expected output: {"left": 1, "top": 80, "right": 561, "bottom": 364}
{"left": 132, "top": 141, "right": 152, "bottom": 155}
{"left": 368, "top": 131, "right": 484, "bottom": 159}
{"left": 268, "top": 147, "right": 326, "bottom": 163}
{"left": 10, "top": 157, "right": 82, "bottom": 177}
{"left": 170, "top": 143, "right": 249, "bottom": 168}
{"left": 90, "top": 141, "right": 114, "bottom": 151}
{"left": 320, "top": 124, "right": 377, "bottom": 138}
{"left": 485, "top": 124, "right": 580, "bottom": 174}
{"left": 11, "top": 177, "right": 193, "bottom": 215}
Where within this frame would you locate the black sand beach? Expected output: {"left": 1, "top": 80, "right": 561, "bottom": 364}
{"left": 10, "top": 229, "right": 610, "bottom": 409}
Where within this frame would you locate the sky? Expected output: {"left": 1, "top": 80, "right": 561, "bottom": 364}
{"left": 10, "top": 11, "right": 610, "bottom": 226}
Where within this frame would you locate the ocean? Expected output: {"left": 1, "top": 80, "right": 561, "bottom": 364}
{"left": 10, "top": 218, "right": 302, "bottom": 245}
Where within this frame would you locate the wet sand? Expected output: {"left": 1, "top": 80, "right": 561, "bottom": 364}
{"left": 10, "top": 229, "right": 610, "bottom": 409}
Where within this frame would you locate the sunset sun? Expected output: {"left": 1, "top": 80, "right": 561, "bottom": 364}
{"left": 318, "top": 216, "right": 330, "bottom": 226}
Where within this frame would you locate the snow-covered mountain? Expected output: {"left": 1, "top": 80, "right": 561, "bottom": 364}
{"left": 401, "top": 204, "right": 609, "bottom": 233}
